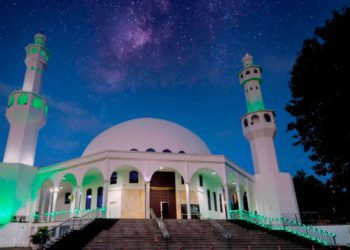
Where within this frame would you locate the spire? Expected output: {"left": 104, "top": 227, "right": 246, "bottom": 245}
{"left": 22, "top": 33, "right": 50, "bottom": 93}
{"left": 238, "top": 53, "right": 264, "bottom": 113}
{"left": 242, "top": 53, "right": 253, "bottom": 67}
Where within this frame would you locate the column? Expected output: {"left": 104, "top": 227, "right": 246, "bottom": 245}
{"left": 145, "top": 181, "right": 150, "bottom": 219}
{"left": 246, "top": 188, "right": 252, "bottom": 212}
{"left": 50, "top": 188, "right": 58, "bottom": 222}
{"left": 224, "top": 184, "right": 230, "bottom": 219}
{"left": 73, "top": 185, "right": 81, "bottom": 217}
{"left": 185, "top": 182, "right": 191, "bottom": 219}
{"left": 236, "top": 186, "right": 243, "bottom": 210}
{"left": 102, "top": 180, "right": 109, "bottom": 217}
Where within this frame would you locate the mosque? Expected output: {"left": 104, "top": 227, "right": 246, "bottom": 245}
{"left": 0, "top": 33, "right": 300, "bottom": 247}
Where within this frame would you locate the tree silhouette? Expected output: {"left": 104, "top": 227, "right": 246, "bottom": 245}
{"left": 286, "top": 7, "right": 350, "bottom": 220}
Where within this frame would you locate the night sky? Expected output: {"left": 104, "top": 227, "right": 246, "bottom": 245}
{"left": 0, "top": 0, "right": 348, "bottom": 174}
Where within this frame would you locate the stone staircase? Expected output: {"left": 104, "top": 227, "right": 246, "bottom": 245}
{"left": 84, "top": 219, "right": 341, "bottom": 250}
{"left": 85, "top": 219, "right": 168, "bottom": 249}
{"left": 217, "top": 220, "right": 319, "bottom": 250}
{"left": 163, "top": 219, "right": 231, "bottom": 249}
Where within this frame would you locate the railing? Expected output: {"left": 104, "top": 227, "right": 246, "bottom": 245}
{"left": 230, "top": 209, "right": 337, "bottom": 246}
{"left": 208, "top": 219, "right": 232, "bottom": 239}
{"left": 150, "top": 208, "right": 170, "bottom": 239}
{"left": 43, "top": 209, "right": 104, "bottom": 249}
{"left": 33, "top": 208, "right": 104, "bottom": 223}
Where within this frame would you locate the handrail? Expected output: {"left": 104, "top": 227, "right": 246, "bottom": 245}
{"left": 43, "top": 208, "right": 104, "bottom": 248}
{"left": 150, "top": 208, "right": 170, "bottom": 239}
{"left": 230, "top": 209, "right": 337, "bottom": 246}
{"left": 34, "top": 207, "right": 105, "bottom": 223}
{"left": 208, "top": 219, "right": 232, "bottom": 239}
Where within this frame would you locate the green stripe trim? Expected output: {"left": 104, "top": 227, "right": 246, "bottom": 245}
{"left": 241, "top": 77, "right": 262, "bottom": 86}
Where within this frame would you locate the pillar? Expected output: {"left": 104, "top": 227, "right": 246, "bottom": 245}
{"left": 145, "top": 181, "right": 150, "bottom": 219}
{"left": 49, "top": 188, "right": 58, "bottom": 222}
{"left": 73, "top": 185, "right": 81, "bottom": 217}
{"left": 102, "top": 180, "right": 109, "bottom": 217}
{"left": 246, "top": 188, "right": 252, "bottom": 211}
{"left": 224, "top": 184, "right": 230, "bottom": 219}
{"left": 185, "top": 182, "right": 191, "bottom": 219}
{"left": 236, "top": 186, "right": 243, "bottom": 210}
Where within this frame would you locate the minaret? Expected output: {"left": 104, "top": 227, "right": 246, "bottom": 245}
{"left": 239, "top": 54, "right": 299, "bottom": 218}
{"left": 3, "top": 33, "right": 49, "bottom": 166}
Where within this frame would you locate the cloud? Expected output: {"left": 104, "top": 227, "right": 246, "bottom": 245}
{"left": 216, "top": 129, "right": 234, "bottom": 138}
{"left": 48, "top": 98, "right": 107, "bottom": 135}
{"left": 46, "top": 139, "right": 80, "bottom": 153}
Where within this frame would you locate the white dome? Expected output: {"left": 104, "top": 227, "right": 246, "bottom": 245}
{"left": 82, "top": 118, "right": 211, "bottom": 156}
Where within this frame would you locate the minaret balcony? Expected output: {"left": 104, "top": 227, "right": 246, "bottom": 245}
{"left": 6, "top": 90, "right": 48, "bottom": 125}
{"left": 241, "top": 110, "right": 276, "bottom": 140}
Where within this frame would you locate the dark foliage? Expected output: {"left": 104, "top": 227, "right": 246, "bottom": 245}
{"left": 286, "top": 7, "right": 350, "bottom": 221}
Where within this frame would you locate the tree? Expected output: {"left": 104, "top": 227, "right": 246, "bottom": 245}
{"left": 293, "top": 170, "right": 334, "bottom": 223}
{"left": 286, "top": 7, "right": 350, "bottom": 220}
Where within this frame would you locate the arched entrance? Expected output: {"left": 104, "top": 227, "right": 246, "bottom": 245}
{"left": 81, "top": 168, "right": 104, "bottom": 211}
{"left": 150, "top": 170, "right": 178, "bottom": 219}
{"left": 190, "top": 168, "right": 226, "bottom": 220}
{"left": 54, "top": 173, "right": 77, "bottom": 222}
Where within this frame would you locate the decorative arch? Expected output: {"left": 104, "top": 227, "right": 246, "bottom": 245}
{"left": 148, "top": 166, "right": 186, "bottom": 183}
{"left": 251, "top": 114, "right": 260, "bottom": 125}
{"left": 108, "top": 164, "right": 145, "bottom": 183}
{"left": 188, "top": 166, "right": 226, "bottom": 186}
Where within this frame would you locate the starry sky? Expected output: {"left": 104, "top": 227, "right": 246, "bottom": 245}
{"left": 0, "top": 0, "right": 348, "bottom": 174}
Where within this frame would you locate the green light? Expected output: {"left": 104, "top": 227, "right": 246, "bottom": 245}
{"left": 241, "top": 77, "right": 262, "bottom": 86}
{"left": 31, "top": 47, "right": 38, "bottom": 54}
{"left": 8, "top": 95, "right": 15, "bottom": 107}
{"left": 40, "top": 50, "right": 46, "bottom": 58}
{"left": 231, "top": 209, "right": 334, "bottom": 246}
{"left": 17, "top": 93, "right": 28, "bottom": 105}
{"left": 247, "top": 100, "right": 265, "bottom": 113}
{"left": 34, "top": 37, "right": 44, "bottom": 45}
{"left": 32, "top": 97, "right": 43, "bottom": 110}
{"left": 30, "top": 66, "right": 35, "bottom": 71}
{"left": 44, "top": 105, "right": 48, "bottom": 116}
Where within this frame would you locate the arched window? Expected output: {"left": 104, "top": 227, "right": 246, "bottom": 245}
{"left": 146, "top": 148, "right": 156, "bottom": 153}
{"left": 251, "top": 114, "right": 260, "bottom": 125}
{"left": 219, "top": 194, "right": 223, "bottom": 212}
{"left": 32, "top": 97, "right": 43, "bottom": 110}
{"left": 243, "top": 192, "right": 249, "bottom": 211}
{"left": 207, "top": 190, "right": 211, "bottom": 211}
{"left": 199, "top": 175, "right": 203, "bottom": 187}
{"left": 264, "top": 113, "right": 271, "bottom": 122}
{"left": 253, "top": 69, "right": 259, "bottom": 74}
{"left": 163, "top": 149, "right": 172, "bottom": 153}
{"left": 213, "top": 191, "right": 217, "bottom": 211}
{"left": 130, "top": 148, "right": 138, "bottom": 152}
{"left": 17, "top": 94, "right": 28, "bottom": 105}
{"left": 110, "top": 172, "right": 117, "bottom": 184}
{"left": 8, "top": 95, "right": 15, "bottom": 107}
{"left": 97, "top": 187, "right": 103, "bottom": 208}
{"left": 85, "top": 188, "right": 92, "bottom": 209}
{"left": 243, "top": 119, "right": 248, "bottom": 128}
{"left": 179, "top": 150, "right": 186, "bottom": 154}
{"left": 240, "top": 74, "right": 243, "bottom": 78}
{"left": 129, "top": 171, "right": 139, "bottom": 183}
{"left": 245, "top": 70, "right": 251, "bottom": 75}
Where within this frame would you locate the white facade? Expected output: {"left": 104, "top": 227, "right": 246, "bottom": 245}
{"left": 0, "top": 34, "right": 300, "bottom": 248}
